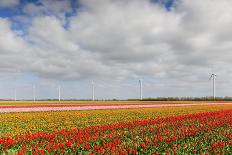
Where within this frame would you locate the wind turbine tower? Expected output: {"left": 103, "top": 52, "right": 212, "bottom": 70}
{"left": 58, "top": 85, "right": 61, "bottom": 102}
{"left": 33, "top": 85, "right": 36, "bottom": 102}
{"left": 92, "top": 81, "right": 95, "bottom": 101}
{"left": 139, "top": 79, "right": 143, "bottom": 100}
{"left": 209, "top": 73, "right": 216, "bottom": 99}
{"left": 14, "top": 88, "right": 17, "bottom": 101}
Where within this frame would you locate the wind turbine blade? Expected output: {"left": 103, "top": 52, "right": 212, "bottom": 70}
{"left": 209, "top": 74, "right": 213, "bottom": 80}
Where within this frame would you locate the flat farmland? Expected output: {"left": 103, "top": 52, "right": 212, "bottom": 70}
{"left": 0, "top": 101, "right": 232, "bottom": 154}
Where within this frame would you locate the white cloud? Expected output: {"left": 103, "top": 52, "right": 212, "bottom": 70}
{"left": 0, "top": 18, "right": 30, "bottom": 72}
{"left": 2, "top": 0, "right": 232, "bottom": 97}
{"left": 23, "top": 0, "right": 177, "bottom": 80}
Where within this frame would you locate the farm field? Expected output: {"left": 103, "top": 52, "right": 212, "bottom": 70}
{"left": 0, "top": 102, "right": 232, "bottom": 154}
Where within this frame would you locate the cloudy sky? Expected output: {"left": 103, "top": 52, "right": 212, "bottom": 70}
{"left": 0, "top": 0, "right": 232, "bottom": 100}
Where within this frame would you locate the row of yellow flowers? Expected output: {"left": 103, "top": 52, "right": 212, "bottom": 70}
{"left": 0, "top": 104, "right": 232, "bottom": 138}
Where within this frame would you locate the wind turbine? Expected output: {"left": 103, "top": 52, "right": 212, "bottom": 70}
{"left": 58, "top": 85, "right": 61, "bottom": 102}
{"left": 139, "top": 79, "right": 143, "bottom": 100}
{"left": 33, "top": 85, "right": 36, "bottom": 102}
{"left": 92, "top": 81, "right": 95, "bottom": 101}
{"left": 209, "top": 73, "right": 216, "bottom": 99}
{"left": 14, "top": 88, "right": 17, "bottom": 101}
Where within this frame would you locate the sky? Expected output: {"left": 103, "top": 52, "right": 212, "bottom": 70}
{"left": 0, "top": 0, "right": 232, "bottom": 100}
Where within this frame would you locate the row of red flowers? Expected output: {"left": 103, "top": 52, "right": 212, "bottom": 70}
{"left": 1, "top": 109, "right": 232, "bottom": 154}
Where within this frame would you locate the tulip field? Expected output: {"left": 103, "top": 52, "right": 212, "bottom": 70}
{"left": 0, "top": 102, "right": 232, "bottom": 154}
